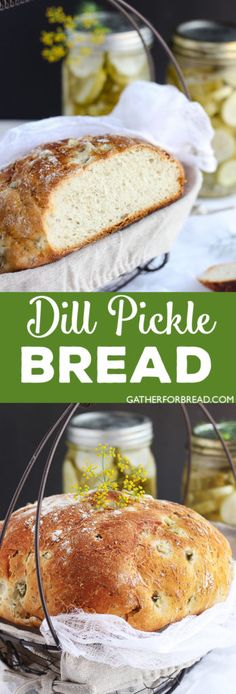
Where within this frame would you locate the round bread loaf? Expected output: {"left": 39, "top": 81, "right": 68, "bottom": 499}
{"left": 0, "top": 492, "right": 233, "bottom": 631}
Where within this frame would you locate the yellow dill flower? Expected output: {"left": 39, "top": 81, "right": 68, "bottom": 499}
{"left": 96, "top": 443, "right": 108, "bottom": 455}
{"left": 71, "top": 482, "right": 90, "bottom": 500}
{"left": 81, "top": 464, "right": 98, "bottom": 480}
{"left": 54, "top": 30, "right": 66, "bottom": 44}
{"left": 42, "top": 44, "right": 66, "bottom": 61}
{"left": 104, "top": 468, "right": 116, "bottom": 482}
{"left": 46, "top": 6, "right": 66, "bottom": 25}
{"left": 123, "top": 456, "right": 130, "bottom": 465}
{"left": 117, "top": 462, "right": 125, "bottom": 473}
{"left": 69, "top": 443, "right": 148, "bottom": 510}
{"left": 41, "top": 31, "right": 56, "bottom": 46}
{"left": 64, "top": 16, "right": 76, "bottom": 31}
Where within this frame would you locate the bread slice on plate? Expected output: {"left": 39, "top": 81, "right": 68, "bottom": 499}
{"left": 0, "top": 134, "right": 184, "bottom": 273}
{"left": 198, "top": 262, "right": 236, "bottom": 291}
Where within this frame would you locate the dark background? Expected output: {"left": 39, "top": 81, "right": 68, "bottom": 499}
{"left": 0, "top": 403, "right": 235, "bottom": 517}
{"left": 0, "top": 0, "right": 236, "bottom": 120}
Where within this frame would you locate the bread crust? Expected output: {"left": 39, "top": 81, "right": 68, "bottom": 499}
{"left": 199, "top": 280, "right": 236, "bottom": 292}
{"left": 198, "top": 263, "right": 236, "bottom": 292}
{"left": 0, "top": 135, "right": 185, "bottom": 274}
{"left": 0, "top": 492, "right": 232, "bottom": 632}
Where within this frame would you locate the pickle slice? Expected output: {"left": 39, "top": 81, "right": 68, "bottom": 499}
{"left": 68, "top": 52, "right": 104, "bottom": 78}
{"left": 212, "top": 85, "right": 233, "bottom": 102}
{"left": 207, "top": 484, "right": 234, "bottom": 500}
{"left": 188, "top": 79, "right": 223, "bottom": 103}
{"left": 213, "top": 128, "right": 235, "bottom": 163}
{"left": 218, "top": 159, "right": 236, "bottom": 186}
{"left": 221, "top": 69, "right": 236, "bottom": 88}
{"left": 73, "top": 68, "right": 106, "bottom": 105}
{"left": 192, "top": 500, "right": 217, "bottom": 515}
{"left": 220, "top": 491, "right": 236, "bottom": 525}
{"left": 107, "top": 51, "right": 146, "bottom": 86}
{"left": 191, "top": 485, "right": 234, "bottom": 504}
{"left": 205, "top": 100, "right": 218, "bottom": 117}
{"left": 222, "top": 92, "right": 236, "bottom": 127}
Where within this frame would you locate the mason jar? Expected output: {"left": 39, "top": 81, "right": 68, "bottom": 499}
{"left": 62, "top": 411, "right": 157, "bottom": 497}
{"left": 62, "top": 11, "right": 153, "bottom": 117}
{"left": 183, "top": 421, "right": 236, "bottom": 525}
{"left": 167, "top": 20, "right": 236, "bottom": 197}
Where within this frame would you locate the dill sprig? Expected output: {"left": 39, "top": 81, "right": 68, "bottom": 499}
{"left": 41, "top": 4, "right": 109, "bottom": 63}
{"left": 71, "top": 443, "right": 147, "bottom": 509}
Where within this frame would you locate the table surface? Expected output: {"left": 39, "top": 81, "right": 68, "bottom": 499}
{"left": 1, "top": 121, "right": 236, "bottom": 292}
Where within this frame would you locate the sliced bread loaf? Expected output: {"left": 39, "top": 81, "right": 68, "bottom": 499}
{"left": 198, "top": 262, "right": 236, "bottom": 291}
{"left": 0, "top": 134, "right": 184, "bottom": 273}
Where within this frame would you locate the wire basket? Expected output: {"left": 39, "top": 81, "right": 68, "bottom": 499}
{"left": 0, "top": 616, "right": 188, "bottom": 693}
{"left": 0, "top": 402, "right": 235, "bottom": 693}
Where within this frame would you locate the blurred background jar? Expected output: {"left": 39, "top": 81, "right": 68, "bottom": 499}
{"left": 183, "top": 421, "right": 236, "bottom": 526}
{"left": 62, "top": 10, "right": 153, "bottom": 117}
{"left": 167, "top": 20, "right": 236, "bottom": 198}
{"left": 63, "top": 410, "right": 157, "bottom": 496}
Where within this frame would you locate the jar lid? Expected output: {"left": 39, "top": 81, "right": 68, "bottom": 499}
{"left": 173, "top": 20, "right": 236, "bottom": 63}
{"left": 191, "top": 421, "right": 236, "bottom": 462}
{"left": 67, "top": 411, "right": 153, "bottom": 448}
{"left": 69, "top": 11, "right": 153, "bottom": 53}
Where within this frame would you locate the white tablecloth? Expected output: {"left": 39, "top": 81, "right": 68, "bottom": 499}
{"left": 1, "top": 120, "right": 236, "bottom": 292}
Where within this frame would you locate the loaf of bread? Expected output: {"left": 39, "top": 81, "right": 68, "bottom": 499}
{"left": 0, "top": 135, "right": 184, "bottom": 273}
{"left": 0, "top": 492, "right": 232, "bottom": 631}
{"left": 198, "top": 262, "right": 236, "bottom": 291}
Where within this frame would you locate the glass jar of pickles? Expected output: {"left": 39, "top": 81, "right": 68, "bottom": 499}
{"left": 62, "top": 411, "right": 157, "bottom": 497}
{"left": 167, "top": 20, "right": 236, "bottom": 197}
{"left": 62, "top": 11, "right": 153, "bottom": 117}
{"left": 183, "top": 421, "right": 236, "bottom": 525}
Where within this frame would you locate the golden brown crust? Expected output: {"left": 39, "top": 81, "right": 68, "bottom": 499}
{"left": 199, "top": 279, "right": 236, "bottom": 292}
{"left": 0, "top": 492, "right": 232, "bottom": 632}
{"left": 199, "top": 281, "right": 236, "bottom": 292}
{"left": 0, "top": 135, "right": 185, "bottom": 273}
{"left": 198, "top": 263, "right": 236, "bottom": 292}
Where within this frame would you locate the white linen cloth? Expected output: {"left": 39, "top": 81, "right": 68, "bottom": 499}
{"left": 0, "top": 82, "right": 213, "bottom": 292}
